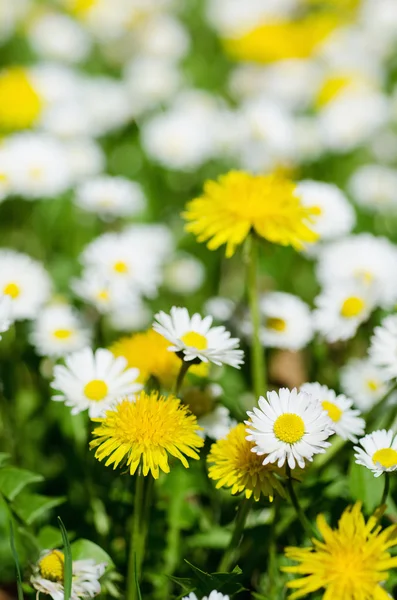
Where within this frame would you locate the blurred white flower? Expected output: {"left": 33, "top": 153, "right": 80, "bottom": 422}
{"left": 28, "top": 12, "right": 91, "bottom": 63}
{"left": 183, "top": 592, "right": 229, "bottom": 600}
{"left": 75, "top": 176, "right": 145, "bottom": 219}
{"left": 0, "top": 250, "right": 52, "bottom": 320}
{"left": 349, "top": 165, "right": 397, "bottom": 212}
{"left": 137, "top": 14, "right": 190, "bottom": 61}
{"left": 164, "top": 254, "right": 205, "bottom": 295}
{"left": 206, "top": 0, "right": 296, "bottom": 36}
{"left": 204, "top": 297, "right": 236, "bottom": 323}
{"left": 198, "top": 406, "right": 236, "bottom": 440}
{"left": 0, "top": 295, "right": 13, "bottom": 339}
{"left": 72, "top": 269, "right": 143, "bottom": 315}
{"left": 369, "top": 315, "right": 397, "bottom": 382}
{"left": 30, "top": 303, "right": 91, "bottom": 357}
{"left": 125, "top": 56, "right": 181, "bottom": 113}
{"left": 340, "top": 358, "right": 389, "bottom": 412}
{"left": 64, "top": 138, "right": 105, "bottom": 182}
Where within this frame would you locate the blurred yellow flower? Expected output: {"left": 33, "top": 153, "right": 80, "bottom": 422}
{"left": 91, "top": 391, "right": 204, "bottom": 479}
{"left": 284, "top": 502, "right": 397, "bottom": 599}
{"left": 0, "top": 68, "right": 42, "bottom": 132}
{"left": 223, "top": 14, "right": 339, "bottom": 64}
{"left": 207, "top": 423, "right": 285, "bottom": 501}
{"left": 110, "top": 329, "right": 208, "bottom": 389}
{"left": 183, "top": 171, "right": 318, "bottom": 258}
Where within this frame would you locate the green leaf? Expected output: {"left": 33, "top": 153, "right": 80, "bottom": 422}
{"left": 187, "top": 528, "right": 230, "bottom": 549}
{"left": 37, "top": 526, "right": 64, "bottom": 550}
{"left": 71, "top": 539, "right": 114, "bottom": 570}
{"left": 0, "top": 467, "right": 43, "bottom": 501}
{"left": 349, "top": 459, "right": 384, "bottom": 512}
{"left": 185, "top": 561, "right": 246, "bottom": 596}
{"left": 58, "top": 518, "right": 72, "bottom": 600}
{"left": 12, "top": 493, "right": 65, "bottom": 525}
{"left": 0, "top": 453, "right": 10, "bottom": 467}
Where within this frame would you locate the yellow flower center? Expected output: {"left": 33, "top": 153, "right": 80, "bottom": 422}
{"left": 113, "top": 260, "right": 129, "bottom": 273}
{"left": 70, "top": 0, "right": 97, "bottom": 15}
{"left": 266, "top": 317, "right": 287, "bottom": 332}
{"left": 0, "top": 172, "right": 8, "bottom": 183}
{"left": 340, "top": 296, "right": 365, "bottom": 318}
{"left": 0, "top": 67, "right": 42, "bottom": 132}
{"left": 96, "top": 289, "right": 110, "bottom": 301}
{"left": 372, "top": 448, "right": 397, "bottom": 469}
{"left": 315, "top": 75, "right": 353, "bottom": 107}
{"left": 367, "top": 379, "right": 380, "bottom": 391}
{"left": 29, "top": 166, "right": 43, "bottom": 181}
{"left": 274, "top": 413, "right": 305, "bottom": 444}
{"left": 181, "top": 331, "right": 208, "bottom": 350}
{"left": 38, "top": 550, "right": 64, "bottom": 582}
{"left": 53, "top": 329, "right": 73, "bottom": 339}
{"left": 84, "top": 379, "right": 108, "bottom": 401}
{"left": 322, "top": 400, "right": 342, "bottom": 422}
{"left": 3, "top": 282, "right": 20, "bottom": 299}
{"left": 355, "top": 269, "right": 374, "bottom": 284}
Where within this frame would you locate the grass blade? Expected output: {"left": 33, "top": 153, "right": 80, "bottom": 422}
{"left": 58, "top": 517, "right": 72, "bottom": 600}
{"left": 9, "top": 516, "right": 24, "bottom": 600}
{"left": 134, "top": 555, "right": 143, "bottom": 600}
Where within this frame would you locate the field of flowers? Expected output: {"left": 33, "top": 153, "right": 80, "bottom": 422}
{"left": 2, "top": 1, "right": 397, "bottom": 599}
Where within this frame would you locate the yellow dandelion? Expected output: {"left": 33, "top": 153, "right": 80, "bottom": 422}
{"left": 207, "top": 423, "right": 285, "bottom": 501}
{"left": 223, "top": 14, "right": 340, "bottom": 64}
{"left": 0, "top": 67, "right": 42, "bottom": 132}
{"left": 90, "top": 391, "right": 204, "bottom": 479}
{"left": 183, "top": 171, "right": 319, "bottom": 258}
{"left": 284, "top": 502, "right": 397, "bottom": 600}
{"left": 110, "top": 329, "right": 208, "bottom": 389}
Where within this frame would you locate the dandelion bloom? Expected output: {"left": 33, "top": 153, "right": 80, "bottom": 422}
{"left": 0, "top": 67, "right": 42, "bottom": 131}
{"left": 91, "top": 391, "right": 204, "bottom": 479}
{"left": 284, "top": 503, "right": 397, "bottom": 599}
{"left": 183, "top": 171, "right": 318, "bottom": 258}
{"left": 207, "top": 423, "right": 285, "bottom": 501}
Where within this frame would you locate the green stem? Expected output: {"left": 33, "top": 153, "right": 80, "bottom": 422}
{"left": 286, "top": 466, "right": 315, "bottom": 538}
{"left": 246, "top": 235, "right": 266, "bottom": 398}
{"left": 127, "top": 471, "right": 145, "bottom": 600}
{"left": 380, "top": 473, "right": 390, "bottom": 508}
{"left": 218, "top": 497, "right": 253, "bottom": 572}
{"left": 174, "top": 360, "right": 191, "bottom": 396}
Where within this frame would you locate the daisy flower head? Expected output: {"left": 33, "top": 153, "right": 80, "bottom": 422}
{"left": 198, "top": 405, "right": 236, "bottom": 440}
{"left": 51, "top": 347, "right": 143, "bottom": 418}
{"left": 247, "top": 291, "right": 313, "bottom": 351}
{"left": 182, "top": 170, "right": 319, "bottom": 258}
{"left": 284, "top": 502, "right": 397, "bottom": 599}
{"left": 354, "top": 429, "right": 397, "bottom": 477}
{"left": 31, "top": 549, "right": 106, "bottom": 600}
{"left": 0, "top": 295, "right": 13, "bottom": 339}
{"left": 349, "top": 164, "right": 397, "bottom": 213}
{"left": 207, "top": 422, "right": 285, "bottom": 501}
{"left": 0, "top": 250, "right": 52, "bottom": 320}
{"left": 153, "top": 306, "right": 244, "bottom": 368}
{"left": 74, "top": 176, "right": 146, "bottom": 220}
{"left": 72, "top": 269, "right": 141, "bottom": 315}
{"left": 301, "top": 382, "right": 365, "bottom": 442}
{"left": 0, "top": 66, "right": 42, "bottom": 132}
{"left": 90, "top": 391, "right": 204, "bottom": 479}
{"left": 246, "top": 388, "right": 334, "bottom": 469}
{"left": 296, "top": 180, "right": 355, "bottom": 244}
{"left": 30, "top": 303, "right": 91, "bottom": 357}
{"left": 369, "top": 314, "right": 397, "bottom": 381}
{"left": 316, "top": 234, "right": 397, "bottom": 309}
{"left": 340, "top": 358, "right": 390, "bottom": 412}
{"left": 183, "top": 593, "right": 229, "bottom": 600}
{"left": 313, "top": 284, "right": 374, "bottom": 343}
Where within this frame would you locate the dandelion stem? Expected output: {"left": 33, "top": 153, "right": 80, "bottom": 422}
{"left": 218, "top": 496, "right": 253, "bottom": 572}
{"left": 174, "top": 360, "right": 190, "bottom": 396}
{"left": 286, "top": 466, "right": 315, "bottom": 539}
{"left": 127, "top": 470, "right": 145, "bottom": 600}
{"left": 246, "top": 235, "right": 266, "bottom": 398}
{"left": 380, "top": 473, "right": 390, "bottom": 508}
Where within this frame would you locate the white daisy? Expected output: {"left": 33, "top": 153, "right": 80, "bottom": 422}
{"left": 183, "top": 593, "right": 229, "bottom": 600}
{"left": 369, "top": 314, "right": 397, "bottom": 381}
{"left": 75, "top": 176, "right": 146, "bottom": 220}
{"left": 198, "top": 406, "right": 237, "bottom": 440}
{"left": 300, "top": 382, "right": 365, "bottom": 442}
{"left": 4, "top": 133, "right": 72, "bottom": 200}
{"left": 245, "top": 388, "right": 334, "bottom": 470}
{"left": 107, "top": 301, "right": 152, "bottom": 333}
{"left": 0, "top": 250, "right": 52, "bottom": 320}
{"left": 72, "top": 269, "right": 140, "bottom": 315}
{"left": 0, "top": 294, "right": 12, "bottom": 339}
{"left": 354, "top": 429, "right": 397, "bottom": 477}
{"left": 51, "top": 347, "right": 143, "bottom": 417}
{"left": 340, "top": 358, "right": 390, "bottom": 412}
{"left": 313, "top": 284, "right": 374, "bottom": 343}
{"left": 163, "top": 254, "right": 205, "bottom": 295}
{"left": 244, "top": 292, "right": 313, "bottom": 351}
{"left": 316, "top": 234, "right": 397, "bottom": 309}
{"left": 153, "top": 306, "right": 244, "bottom": 368}
{"left": 125, "top": 56, "right": 181, "bottom": 114}
{"left": 30, "top": 303, "right": 91, "bottom": 357}
{"left": 349, "top": 165, "right": 397, "bottom": 213}
{"left": 31, "top": 549, "right": 106, "bottom": 600}
{"left": 64, "top": 138, "right": 105, "bottom": 182}
{"left": 204, "top": 297, "right": 236, "bottom": 323}
{"left": 296, "top": 180, "right": 355, "bottom": 243}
